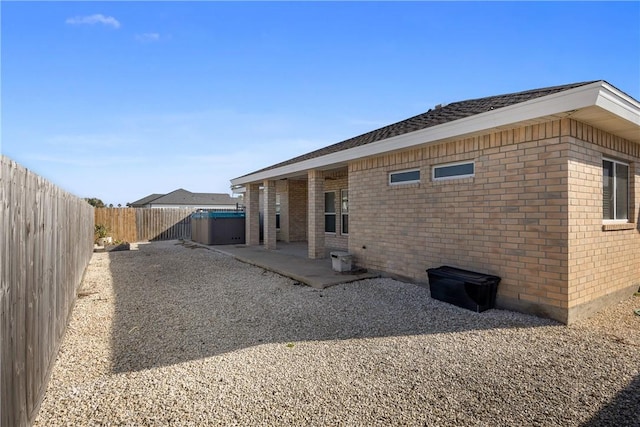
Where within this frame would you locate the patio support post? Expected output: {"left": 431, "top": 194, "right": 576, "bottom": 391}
{"left": 263, "top": 179, "right": 277, "bottom": 250}
{"left": 245, "top": 183, "right": 260, "bottom": 246}
{"left": 308, "top": 169, "right": 325, "bottom": 259}
{"left": 279, "top": 180, "right": 290, "bottom": 243}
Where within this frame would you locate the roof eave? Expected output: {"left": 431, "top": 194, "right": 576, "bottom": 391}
{"left": 231, "top": 81, "right": 639, "bottom": 186}
{"left": 595, "top": 81, "right": 640, "bottom": 126}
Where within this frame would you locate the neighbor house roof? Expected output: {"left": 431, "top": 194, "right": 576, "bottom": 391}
{"left": 128, "top": 193, "right": 164, "bottom": 207}
{"left": 154, "top": 189, "right": 239, "bottom": 206}
{"left": 231, "top": 80, "right": 640, "bottom": 187}
{"left": 129, "top": 189, "right": 239, "bottom": 207}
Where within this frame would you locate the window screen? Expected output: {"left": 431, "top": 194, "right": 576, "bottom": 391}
{"left": 433, "top": 162, "right": 474, "bottom": 180}
{"left": 341, "top": 189, "right": 349, "bottom": 235}
{"left": 325, "top": 192, "right": 336, "bottom": 232}
{"left": 389, "top": 169, "right": 420, "bottom": 184}
{"left": 603, "top": 158, "right": 629, "bottom": 221}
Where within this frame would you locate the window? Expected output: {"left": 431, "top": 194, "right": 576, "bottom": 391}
{"left": 275, "top": 195, "right": 281, "bottom": 229}
{"left": 603, "top": 158, "right": 629, "bottom": 221}
{"left": 389, "top": 169, "right": 420, "bottom": 185}
{"left": 324, "top": 191, "right": 336, "bottom": 233}
{"left": 433, "top": 161, "right": 475, "bottom": 180}
{"left": 341, "top": 189, "right": 349, "bottom": 235}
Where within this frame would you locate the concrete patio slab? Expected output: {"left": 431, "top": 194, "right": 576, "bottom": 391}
{"left": 209, "top": 242, "right": 378, "bottom": 289}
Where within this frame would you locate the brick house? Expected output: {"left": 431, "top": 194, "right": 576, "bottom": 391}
{"left": 230, "top": 81, "right": 640, "bottom": 324}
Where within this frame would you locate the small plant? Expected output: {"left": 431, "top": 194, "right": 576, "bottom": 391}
{"left": 94, "top": 224, "right": 109, "bottom": 242}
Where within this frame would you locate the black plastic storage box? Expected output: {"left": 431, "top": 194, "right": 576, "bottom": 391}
{"left": 426, "top": 266, "right": 501, "bottom": 312}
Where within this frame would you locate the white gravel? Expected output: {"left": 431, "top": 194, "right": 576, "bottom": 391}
{"left": 34, "top": 240, "right": 640, "bottom": 426}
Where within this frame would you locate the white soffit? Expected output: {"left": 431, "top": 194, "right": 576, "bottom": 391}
{"left": 232, "top": 81, "right": 640, "bottom": 185}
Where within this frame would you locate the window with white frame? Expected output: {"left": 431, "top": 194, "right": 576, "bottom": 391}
{"left": 341, "top": 189, "right": 349, "bottom": 235}
{"left": 603, "top": 158, "right": 629, "bottom": 221}
{"left": 325, "top": 191, "right": 336, "bottom": 233}
{"left": 389, "top": 168, "right": 420, "bottom": 185}
{"left": 433, "top": 161, "right": 475, "bottom": 180}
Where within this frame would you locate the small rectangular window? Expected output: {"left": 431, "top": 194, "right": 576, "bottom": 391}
{"left": 433, "top": 161, "right": 474, "bottom": 180}
{"left": 324, "top": 191, "right": 336, "bottom": 233}
{"left": 389, "top": 169, "right": 420, "bottom": 185}
{"left": 341, "top": 189, "right": 349, "bottom": 235}
{"left": 603, "top": 158, "right": 629, "bottom": 221}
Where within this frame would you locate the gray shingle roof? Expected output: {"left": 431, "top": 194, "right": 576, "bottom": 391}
{"left": 243, "top": 81, "right": 598, "bottom": 177}
{"left": 128, "top": 193, "right": 164, "bottom": 207}
{"left": 129, "top": 189, "right": 239, "bottom": 207}
{"left": 155, "top": 189, "right": 238, "bottom": 205}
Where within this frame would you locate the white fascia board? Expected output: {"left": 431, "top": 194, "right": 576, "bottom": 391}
{"left": 231, "top": 81, "right": 637, "bottom": 186}
{"left": 595, "top": 82, "right": 640, "bottom": 126}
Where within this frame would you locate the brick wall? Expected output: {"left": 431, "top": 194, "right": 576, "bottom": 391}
{"left": 288, "top": 179, "right": 308, "bottom": 242}
{"left": 565, "top": 121, "right": 640, "bottom": 322}
{"left": 263, "top": 180, "right": 276, "bottom": 249}
{"left": 348, "top": 118, "right": 639, "bottom": 323}
{"left": 276, "top": 179, "right": 309, "bottom": 243}
{"left": 245, "top": 183, "right": 260, "bottom": 245}
{"left": 308, "top": 170, "right": 325, "bottom": 258}
{"left": 276, "top": 180, "right": 289, "bottom": 242}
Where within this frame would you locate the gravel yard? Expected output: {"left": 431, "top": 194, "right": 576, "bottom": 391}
{"left": 34, "top": 240, "right": 639, "bottom": 426}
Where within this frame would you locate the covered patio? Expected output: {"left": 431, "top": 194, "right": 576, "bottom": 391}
{"left": 237, "top": 166, "right": 349, "bottom": 260}
{"left": 210, "top": 241, "right": 376, "bottom": 289}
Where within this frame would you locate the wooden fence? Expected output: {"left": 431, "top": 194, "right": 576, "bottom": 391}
{"left": 94, "top": 208, "right": 194, "bottom": 242}
{"left": 1, "top": 156, "right": 94, "bottom": 427}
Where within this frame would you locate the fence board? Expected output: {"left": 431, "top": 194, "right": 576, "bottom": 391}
{"left": 95, "top": 208, "right": 194, "bottom": 242}
{"left": 1, "top": 156, "right": 94, "bottom": 427}
{"left": 94, "top": 208, "right": 137, "bottom": 243}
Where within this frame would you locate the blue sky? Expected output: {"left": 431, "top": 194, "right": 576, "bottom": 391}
{"left": 2, "top": 1, "right": 639, "bottom": 206}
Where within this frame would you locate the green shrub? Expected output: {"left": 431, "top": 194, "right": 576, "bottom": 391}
{"left": 94, "top": 224, "right": 109, "bottom": 240}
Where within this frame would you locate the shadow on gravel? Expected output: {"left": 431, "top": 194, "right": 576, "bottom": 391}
{"left": 581, "top": 373, "right": 640, "bottom": 427}
{"left": 108, "top": 241, "right": 556, "bottom": 374}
